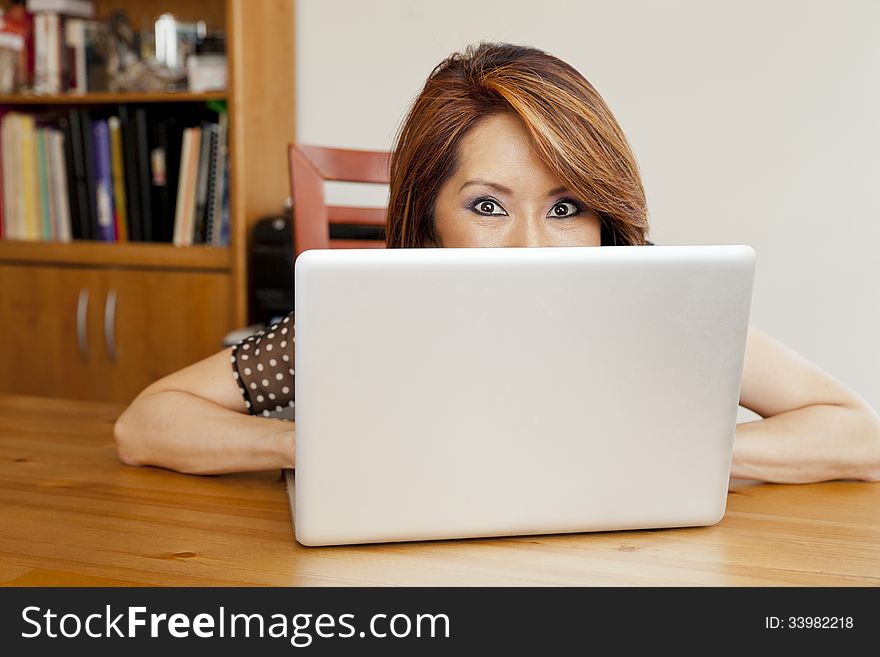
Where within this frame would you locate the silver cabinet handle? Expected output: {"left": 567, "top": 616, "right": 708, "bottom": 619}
{"left": 76, "top": 288, "right": 89, "bottom": 359}
{"left": 104, "top": 288, "right": 117, "bottom": 362}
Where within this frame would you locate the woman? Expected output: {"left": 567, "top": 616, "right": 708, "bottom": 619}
{"left": 114, "top": 43, "right": 880, "bottom": 482}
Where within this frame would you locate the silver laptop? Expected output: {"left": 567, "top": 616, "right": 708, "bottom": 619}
{"left": 288, "top": 245, "right": 755, "bottom": 546}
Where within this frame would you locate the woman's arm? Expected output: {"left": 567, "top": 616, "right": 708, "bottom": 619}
{"left": 733, "top": 326, "right": 880, "bottom": 483}
{"left": 113, "top": 347, "right": 295, "bottom": 475}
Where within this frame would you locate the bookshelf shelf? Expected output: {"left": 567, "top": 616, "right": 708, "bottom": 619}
{"left": 0, "top": 92, "right": 228, "bottom": 106}
{"left": 0, "top": 239, "right": 230, "bottom": 270}
{"left": 0, "top": 0, "right": 296, "bottom": 405}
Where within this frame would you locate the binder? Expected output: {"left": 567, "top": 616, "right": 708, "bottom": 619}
{"left": 205, "top": 111, "right": 227, "bottom": 245}
{"left": 193, "top": 121, "right": 216, "bottom": 244}
{"left": 118, "top": 105, "right": 142, "bottom": 242}
{"left": 72, "top": 108, "right": 98, "bottom": 240}
{"left": 218, "top": 155, "right": 230, "bottom": 246}
{"left": 58, "top": 114, "right": 88, "bottom": 240}
{"left": 133, "top": 107, "right": 153, "bottom": 241}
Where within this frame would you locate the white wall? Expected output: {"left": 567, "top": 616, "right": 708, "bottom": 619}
{"left": 296, "top": 0, "right": 880, "bottom": 411}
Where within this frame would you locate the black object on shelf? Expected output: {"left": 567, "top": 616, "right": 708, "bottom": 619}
{"left": 327, "top": 223, "right": 386, "bottom": 240}
{"left": 249, "top": 212, "right": 294, "bottom": 326}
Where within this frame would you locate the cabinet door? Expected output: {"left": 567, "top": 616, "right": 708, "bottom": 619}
{"left": 0, "top": 264, "right": 104, "bottom": 400}
{"left": 98, "top": 268, "right": 232, "bottom": 403}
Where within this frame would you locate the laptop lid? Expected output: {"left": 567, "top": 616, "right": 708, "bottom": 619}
{"left": 291, "top": 245, "right": 755, "bottom": 546}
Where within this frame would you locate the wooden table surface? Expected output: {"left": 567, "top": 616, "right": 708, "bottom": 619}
{"left": 1, "top": 394, "right": 879, "bottom": 586}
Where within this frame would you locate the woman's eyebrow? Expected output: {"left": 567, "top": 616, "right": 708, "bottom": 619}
{"left": 458, "top": 179, "right": 570, "bottom": 197}
{"left": 458, "top": 179, "right": 513, "bottom": 194}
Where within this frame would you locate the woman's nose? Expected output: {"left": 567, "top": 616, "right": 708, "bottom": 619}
{"left": 506, "top": 215, "right": 548, "bottom": 247}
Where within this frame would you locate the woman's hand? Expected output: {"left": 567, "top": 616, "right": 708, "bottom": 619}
{"left": 733, "top": 326, "right": 880, "bottom": 483}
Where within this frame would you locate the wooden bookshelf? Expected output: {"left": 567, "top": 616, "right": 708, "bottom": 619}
{"left": 0, "top": 0, "right": 297, "bottom": 403}
{"left": 0, "top": 92, "right": 227, "bottom": 105}
{"left": 0, "top": 240, "right": 230, "bottom": 270}
{"left": 0, "top": 0, "right": 228, "bottom": 29}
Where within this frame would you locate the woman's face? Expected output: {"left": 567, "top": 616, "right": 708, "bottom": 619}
{"left": 433, "top": 113, "right": 602, "bottom": 248}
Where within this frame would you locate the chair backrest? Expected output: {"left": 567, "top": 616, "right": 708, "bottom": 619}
{"left": 287, "top": 144, "right": 391, "bottom": 259}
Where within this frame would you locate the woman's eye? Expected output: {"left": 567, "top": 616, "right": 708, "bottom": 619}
{"left": 548, "top": 200, "right": 582, "bottom": 218}
{"left": 471, "top": 198, "right": 507, "bottom": 216}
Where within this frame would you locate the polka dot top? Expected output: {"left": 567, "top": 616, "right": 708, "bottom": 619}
{"left": 230, "top": 311, "right": 295, "bottom": 419}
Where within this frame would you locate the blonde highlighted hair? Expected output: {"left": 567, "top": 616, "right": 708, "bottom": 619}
{"left": 386, "top": 42, "right": 648, "bottom": 247}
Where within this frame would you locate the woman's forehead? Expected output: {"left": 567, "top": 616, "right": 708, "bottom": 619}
{"left": 453, "top": 114, "right": 565, "bottom": 194}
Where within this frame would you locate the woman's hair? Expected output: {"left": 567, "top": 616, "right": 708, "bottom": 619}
{"left": 386, "top": 42, "right": 649, "bottom": 247}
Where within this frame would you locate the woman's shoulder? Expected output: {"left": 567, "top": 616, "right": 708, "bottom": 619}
{"left": 230, "top": 310, "right": 295, "bottom": 418}
{"left": 274, "top": 310, "right": 295, "bottom": 327}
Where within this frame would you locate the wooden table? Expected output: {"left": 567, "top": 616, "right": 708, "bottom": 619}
{"left": 1, "top": 394, "right": 878, "bottom": 586}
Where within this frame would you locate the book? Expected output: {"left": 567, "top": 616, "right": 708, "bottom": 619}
{"left": 72, "top": 108, "right": 98, "bottom": 239}
{"left": 33, "top": 12, "right": 62, "bottom": 95}
{"left": 162, "top": 114, "right": 185, "bottom": 242}
{"left": 0, "top": 111, "right": 7, "bottom": 240}
{"left": 173, "top": 126, "right": 201, "bottom": 246}
{"left": 0, "top": 113, "right": 12, "bottom": 239}
{"left": 3, "top": 114, "right": 23, "bottom": 239}
{"left": 64, "top": 18, "right": 87, "bottom": 93}
{"left": 20, "top": 113, "right": 40, "bottom": 239}
{"left": 92, "top": 119, "right": 115, "bottom": 241}
{"left": 58, "top": 16, "right": 69, "bottom": 93}
{"left": 132, "top": 108, "right": 153, "bottom": 241}
{"left": 172, "top": 128, "right": 190, "bottom": 246}
{"left": 44, "top": 129, "right": 57, "bottom": 239}
{"left": 60, "top": 112, "right": 88, "bottom": 239}
{"left": 14, "top": 115, "right": 30, "bottom": 239}
{"left": 187, "top": 127, "right": 202, "bottom": 245}
{"left": 117, "top": 105, "right": 141, "bottom": 241}
{"left": 108, "top": 116, "right": 128, "bottom": 242}
{"left": 26, "top": 0, "right": 95, "bottom": 19}
{"left": 173, "top": 127, "right": 193, "bottom": 246}
{"left": 32, "top": 13, "right": 48, "bottom": 94}
{"left": 205, "top": 111, "right": 228, "bottom": 245}
{"left": 36, "top": 128, "right": 52, "bottom": 239}
{"left": 13, "top": 114, "right": 28, "bottom": 239}
{"left": 49, "top": 129, "right": 72, "bottom": 241}
{"left": 7, "top": 115, "right": 19, "bottom": 239}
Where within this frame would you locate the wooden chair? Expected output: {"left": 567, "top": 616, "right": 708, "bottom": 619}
{"left": 287, "top": 144, "right": 391, "bottom": 259}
